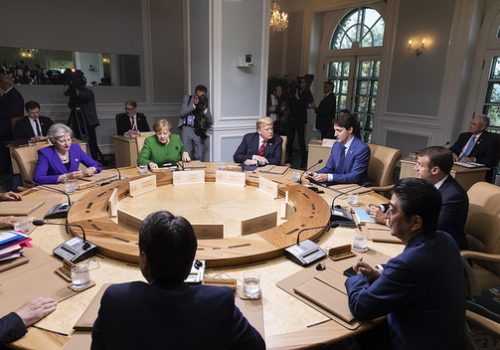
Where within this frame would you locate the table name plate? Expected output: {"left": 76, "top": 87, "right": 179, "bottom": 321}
{"left": 129, "top": 175, "right": 157, "bottom": 197}
{"left": 173, "top": 170, "right": 205, "bottom": 185}
{"left": 259, "top": 176, "right": 279, "bottom": 199}
{"left": 216, "top": 170, "right": 246, "bottom": 186}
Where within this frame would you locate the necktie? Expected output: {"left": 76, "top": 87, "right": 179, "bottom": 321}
{"left": 35, "top": 119, "right": 42, "bottom": 137}
{"left": 338, "top": 145, "right": 346, "bottom": 173}
{"left": 258, "top": 140, "right": 267, "bottom": 156}
{"left": 130, "top": 117, "right": 137, "bottom": 131}
{"left": 460, "top": 136, "right": 477, "bottom": 159}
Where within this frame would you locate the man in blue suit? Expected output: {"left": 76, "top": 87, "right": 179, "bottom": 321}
{"left": 346, "top": 178, "right": 466, "bottom": 350}
{"left": 310, "top": 112, "right": 370, "bottom": 185}
{"left": 233, "top": 117, "right": 283, "bottom": 166}
{"left": 368, "top": 146, "right": 469, "bottom": 249}
{"left": 91, "top": 211, "right": 265, "bottom": 350}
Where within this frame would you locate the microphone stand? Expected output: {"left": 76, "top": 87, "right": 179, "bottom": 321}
{"left": 298, "top": 159, "right": 323, "bottom": 184}
{"left": 37, "top": 184, "right": 73, "bottom": 219}
{"left": 284, "top": 224, "right": 329, "bottom": 266}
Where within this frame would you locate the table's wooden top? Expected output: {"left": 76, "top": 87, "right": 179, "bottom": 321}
{"left": 6, "top": 164, "right": 402, "bottom": 349}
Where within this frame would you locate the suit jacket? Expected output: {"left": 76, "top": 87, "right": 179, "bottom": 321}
{"left": 316, "top": 137, "right": 370, "bottom": 185}
{"left": 33, "top": 143, "right": 102, "bottom": 184}
{"left": 179, "top": 95, "right": 213, "bottom": 128}
{"left": 115, "top": 113, "right": 150, "bottom": 136}
{"left": 69, "top": 87, "right": 99, "bottom": 126}
{"left": 0, "top": 312, "right": 27, "bottom": 346}
{"left": 0, "top": 87, "right": 24, "bottom": 139}
{"left": 289, "top": 90, "right": 313, "bottom": 124}
{"left": 91, "top": 281, "right": 265, "bottom": 350}
{"left": 345, "top": 231, "right": 466, "bottom": 350}
{"left": 315, "top": 92, "right": 336, "bottom": 131}
{"left": 449, "top": 131, "right": 496, "bottom": 166}
{"left": 438, "top": 176, "right": 468, "bottom": 249}
{"left": 14, "top": 116, "right": 54, "bottom": 140}
{"left": 233, "top": 133, "right": 283, "bottom": 165}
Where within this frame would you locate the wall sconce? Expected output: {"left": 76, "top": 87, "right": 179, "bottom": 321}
{"left": 408, "top": 38, "right": 426, "bottom": 56}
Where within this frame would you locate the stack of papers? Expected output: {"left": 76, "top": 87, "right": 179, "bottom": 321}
{"left": 0, "top": 231, "right": 32, "bottom": 263}
{"left": 454, "top": 161, "right": 485, "bottom": 168}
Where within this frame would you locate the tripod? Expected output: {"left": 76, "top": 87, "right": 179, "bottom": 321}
{"left": 67, "top": 107, "right": 105, "bottom": 164}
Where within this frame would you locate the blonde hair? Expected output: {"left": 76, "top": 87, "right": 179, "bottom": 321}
{"left": 256, "top": 117, "right": 273, "bottom": 130}
{"left": 153, "top": 119, "right": 172, "bottom": 133}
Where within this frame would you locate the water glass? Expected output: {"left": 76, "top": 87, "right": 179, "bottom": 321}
{"left": 243, "top": 271, "right": 262, "bottom": 299}
{"left": 408, "top": 152, "right": 417, "bottom": 160}
{"left": 71, "top": 262, "right": 90, "bottom": 289}
{"left": 347, "top": 193, "right": 359, "bottom": 207}
{"left": 218, "top": 163, "right": 227, "bottom": 171}
{"left": 138, "top": 165, "right": 148, "bottom": 175}
{"left": 352, "top": 229, "right": 368, "bottom": 253}
{"left": 64, "top": 179, "right": 77, "bottom": 193}
{"left": 28, "top": 137, "right": 36, "bottom": 147}
{"left": 13, "top": 217, "right": 30, "bottom": 234}
{"left": 292, "top": 171, "right": 301, "bottom": 182}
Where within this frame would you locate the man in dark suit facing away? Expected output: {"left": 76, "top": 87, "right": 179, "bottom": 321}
{"left": 233, "top": 116, "right": 283, "bottom": 166}
{"left": 14, "top": 101, "right": 54, "bottom": 140}
{"left": 91, "top": 211, "right": 265, "bottom": 350}
{"left": 115, "top": 100, "right": 150, "bottom": 138}
{"left": 449, "top": 115, "right": 496, "bottom": 166}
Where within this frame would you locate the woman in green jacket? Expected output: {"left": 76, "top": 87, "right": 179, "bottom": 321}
{"left": 138, "top": 119, "right": 191, "bottom": 170}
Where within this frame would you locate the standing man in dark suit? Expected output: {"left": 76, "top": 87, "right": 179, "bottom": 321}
{"left": 233, "top": 117, "right": 283, "bottom": 166}
{"left": 313, "top": 81, "right": 336, "bottom": 139}
{"left": 91, "top": 211, "right": 265, "bottom": 350}
{"left": 346, "top": 178, "right": 466, "bottom": 350}
{"left": 115, "top": 100, "right": 150, "bottom": 138}
{"left": 14, "top": 101, "right": 54, "bottom": 140}
{"left": 310, "top": 112, "right": 370, "bottom": 185}
{"left": 0, "top": 74, "right": 24, "bottom": 172}
{"left": 449, "top": 115, "right": 496, "bottom": 166}
{"left": 368, "top": 146, "right": 469, "bottom": 250}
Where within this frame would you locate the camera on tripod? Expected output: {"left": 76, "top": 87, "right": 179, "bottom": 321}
{"left": 63, "top": 69, "right": 87, "bottom": 99}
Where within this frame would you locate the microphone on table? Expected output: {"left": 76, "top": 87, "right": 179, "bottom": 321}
{"left": 32, "top": 219, "right": 96, "bottom": 263}
{"left": 37, "top": 184, "right": 72, "bottom": 219}
{"left": 329, "top": 186, "right": 361, "bottom": 228}
{"left": 298, "top": 159, "right": 323, "bottom": 184}
{"left": 284, "top": 225, "right": 329, "bottom": 267}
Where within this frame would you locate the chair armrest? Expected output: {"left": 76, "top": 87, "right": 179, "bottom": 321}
{"left": 461, "top": 251, "right": 500, "bottom": 263}
{"left": 466, "top": 310, "right": 500, "bottom": 336}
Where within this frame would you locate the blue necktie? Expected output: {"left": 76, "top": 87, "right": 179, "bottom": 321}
{"left": 460, "top": 136, "right": 476, "bottom": 159}
{"left": 338, "top": 145, "right": 346, "bottom": 173}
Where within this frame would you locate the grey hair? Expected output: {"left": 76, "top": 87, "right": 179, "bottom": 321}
{"left": 47, "top": 123, "right": 73, "bottom": 144}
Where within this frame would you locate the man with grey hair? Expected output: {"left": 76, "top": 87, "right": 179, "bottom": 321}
{"left": 449, "top": 115, "right": 496, "bottom": 167}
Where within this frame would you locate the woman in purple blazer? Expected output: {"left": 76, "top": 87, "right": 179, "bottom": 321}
{"left": 33, "top": 123, "right": 102, "bottom": 184}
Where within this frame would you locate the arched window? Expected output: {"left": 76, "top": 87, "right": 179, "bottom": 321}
{"left": 325, "top": 7, "right": 385, "bottom": 142}
{"left": 330, "top": 7, "right": 385, "bottom": 50}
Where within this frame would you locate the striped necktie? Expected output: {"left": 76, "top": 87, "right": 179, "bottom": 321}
{"left": 258, "top": 140, "right": 267, "bottom": 156}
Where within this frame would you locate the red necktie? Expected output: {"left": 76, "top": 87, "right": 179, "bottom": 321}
{"left": 258, "top": 140, "right": 267, "bottom": 156}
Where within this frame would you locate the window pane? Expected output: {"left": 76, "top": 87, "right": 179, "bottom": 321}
{"left": 358, "top": 81, "right": 369, "bottom": 95}
{"left": 358, "top": 61, "right": 372, "bottom": 78}
{"left": 363, "top": 9, "right": 380, "bottom": 28}
{"left": 341, "top": 80, "right": 349, "bottom": 94}
{"left": 484, "top": 105, "right": 500, "bottom": 128}
{"left": 490, "top": 57, "right": 500, "bottom": 79}
{"left": 485, "top": 83, "right": 500, "bottom": 103}
{"left": 361, "top": 29, "right": 373, "bottom": 48}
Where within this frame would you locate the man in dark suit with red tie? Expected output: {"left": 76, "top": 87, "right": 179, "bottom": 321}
{"left": 449, "top": 115, "right": 496, "bottom": 166}
{"left": 115, "top": 100, "right": 150, "bottom": 138}
{"left": 313, "top": 81, "right": 336, "bottom": 139}
{"left": 233, "top": 117, "right": 283, "bottom": 166}
{"left": 14, "top": 101, "right": 54, "bottom": 140}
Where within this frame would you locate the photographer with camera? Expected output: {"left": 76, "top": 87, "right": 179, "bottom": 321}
{"left": 63, "top": 69, "right": 104, "bottom": 164}
{"left": 178, "top": 85, "right": 213, "bottom": 160}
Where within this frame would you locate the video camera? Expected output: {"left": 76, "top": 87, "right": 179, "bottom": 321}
{"left": 63, "top": 69, "right": 87, "bottom": 98}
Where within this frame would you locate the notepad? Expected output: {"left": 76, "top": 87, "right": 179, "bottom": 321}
{"left": 354, "top": 208, "right": 375, "bottom": 223}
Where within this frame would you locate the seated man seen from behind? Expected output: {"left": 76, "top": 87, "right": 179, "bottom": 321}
{"left": 367, "top": 146, "right": 468, "bottom": 249}
{"left": 91, "top": 211, "right": 265, "bottom": 350}
{"left": 309, "top": 112, "right": 370, "bottom": 185}
{"left": 233, "top": 116, "right": 283, "bottom": 167}
{"left": 33, "top": 123, "right": 102, "bottom": 184}
{"left": 449, "top": 115, "right": 496, "bottom": 166}
{"left": 137, "top": 119, "right": 191, "bottom": 170}
{"left": 346, "top": 178, "right": 466, "bottom": 350}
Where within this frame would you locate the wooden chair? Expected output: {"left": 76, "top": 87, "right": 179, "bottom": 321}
{"left": 364, "top": 144, "right": 401, "bottom": 193}
{"left": 12, "top": 142, "right": 88, "bottom": 187}
{"left": 135, "top": 131, "right": 156, "bottom": 155}
{"left": 280, "top": 135, "right": 287, "bottom": 166}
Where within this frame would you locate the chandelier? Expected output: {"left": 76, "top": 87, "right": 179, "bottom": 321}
{"left": 269, "top": 1, "right": 288, "bottom": 32}
{"left": 19, "top": 48, "right": 39, "bottom": 58}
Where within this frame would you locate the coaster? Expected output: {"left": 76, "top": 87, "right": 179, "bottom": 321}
{"left": 67, "top": 280, "right": 96, "bottom": 292}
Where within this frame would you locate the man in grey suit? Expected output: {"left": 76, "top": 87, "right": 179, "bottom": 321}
{"left": 179, "top": 85, "right": 213, "bottom": 160}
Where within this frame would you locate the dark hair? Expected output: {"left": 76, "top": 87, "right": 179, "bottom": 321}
{"left": 139, "top": 211, "right": 197, "bottom": 282}
{"left": 124, "top": 100, "right": 137, "bottom": 108}
{"left": 417, "top": 146, "right": 453, "bottom": 175}
{"left": 25, "top": 100, "right": 40, "bottom": 111}
{"left": 333, "top": 112, "right": 361, "bottom": 138}
{"left": 323, "top": 81, "right": 333, "bottom": 88}
{"left": 195, "top": 85, "right": 207, "bottom": 94}
{"left": 393, "top": 178, "right": 442, "bottom": 233}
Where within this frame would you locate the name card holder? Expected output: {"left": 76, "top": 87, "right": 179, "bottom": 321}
{"left": 108, "top": 188, "right": 118, "bottom": 217}
{"left": 173, "top": 170, "right": 205, "bottom": 185}
{"left": 216, "top": 170, "right": 246, "bottom": 186}
{"left": 321, "top": 138, "right": 336, "bottom": 148}
{"left": 192, "top": 224, "right": 224, "bottom": 239}
{"left": 241, "top": 212, "right": 277, "bottom": 235}
{"left": 259, "top": 176, "right": 279, "bottom": 199}
{"left": 129, "top": 175, "right": 157, "bottom": 197}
